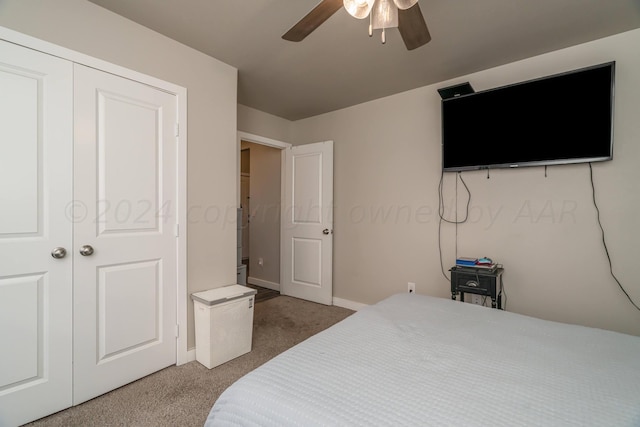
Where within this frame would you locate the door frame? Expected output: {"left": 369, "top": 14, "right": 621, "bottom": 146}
{"left": 237, "top": 132, "right": 291, "bottom": 291}
{"left": 0, "top": 26, "right": 190, "bottom": 365}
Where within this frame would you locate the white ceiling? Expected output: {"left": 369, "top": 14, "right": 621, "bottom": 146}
{"left": 87, "top": 0, "right": 640, "bottom": 121}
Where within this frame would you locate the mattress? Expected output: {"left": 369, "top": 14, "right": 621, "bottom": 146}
{"left": 205, "top": 293, "right": 640, "bottom": 426}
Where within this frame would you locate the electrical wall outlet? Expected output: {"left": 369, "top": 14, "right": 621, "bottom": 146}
{"left": 471, "top": 294, "right": 482, "bottom": 305}
{"left": 407, "top": 282, "right": 415, "bottom": 294}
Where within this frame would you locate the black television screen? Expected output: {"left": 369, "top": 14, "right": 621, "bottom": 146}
{"left": 441, "top": 61, "right": 615, "bottom": 172}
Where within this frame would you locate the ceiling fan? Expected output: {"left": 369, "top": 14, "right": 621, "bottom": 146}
{"left": 283, "top": 0, "right": 431, "bottom": 50}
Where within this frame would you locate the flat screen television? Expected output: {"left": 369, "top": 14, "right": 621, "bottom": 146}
{"left": 441, "top": 61, "right": 615, "bottom": 172}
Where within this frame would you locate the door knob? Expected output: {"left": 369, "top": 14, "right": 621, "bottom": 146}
{"left": 322, "top": 229, "right": 331, "bottom": 235}
{"left": 51, "top": 247, "right": 67, "bottom": 259}
{"left": 79, "top": 245, "right": 94, "bottom": 256}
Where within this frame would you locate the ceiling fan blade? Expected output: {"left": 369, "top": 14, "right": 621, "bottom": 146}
{"left": 398, "top": 3, "right": 431, "bottom": 50}
{"left": 282, "top": 0, "right": 344, "bottom": 42}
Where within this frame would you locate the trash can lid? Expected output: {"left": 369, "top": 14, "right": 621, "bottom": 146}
{"left": 191, "top": 284, "right": 257, "bottom": 306}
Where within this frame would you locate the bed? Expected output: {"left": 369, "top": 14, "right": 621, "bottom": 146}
{"left": 205, "top": 293, "right": 640, "bottom": 426}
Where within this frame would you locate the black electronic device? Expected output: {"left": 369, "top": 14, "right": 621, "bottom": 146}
{"left": 450, "top": 266, "right": 504, "bottom": 309}
{"left": 437, "top": 82, "right": 475, "bottom": 100}
{"left": 441, "top": 61, "right": 615, "bottom": 172}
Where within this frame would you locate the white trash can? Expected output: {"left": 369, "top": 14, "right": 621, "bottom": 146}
{"left": 191, "top": 284, "right": 257, "bottom": 369}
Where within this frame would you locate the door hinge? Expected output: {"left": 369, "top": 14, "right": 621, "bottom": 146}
{"left": 175, "top": 224, "right": 179, "bottom": 237}
{"left": 175, "top": 324, "right": 180, "bottom": 338}
{"left": 174, "top": 123, "right": 180, "bottom": 137}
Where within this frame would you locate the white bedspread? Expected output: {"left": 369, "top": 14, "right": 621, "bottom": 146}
{"left": 205, "top": 293, "right": 640, "bottom": 426}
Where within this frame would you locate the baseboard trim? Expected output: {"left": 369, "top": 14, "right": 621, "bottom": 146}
{"left": 332, "top": 297, "right": 367, "bottom": 311}
{"left": 244, "top": 278, "right": 365, "bottom": 311}
{"left": 248, "top": 277, "right": 280, "bottom": 291}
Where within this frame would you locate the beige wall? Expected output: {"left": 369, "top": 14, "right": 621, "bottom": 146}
{"left": 239, "top": 142, "right": 282, "bottom": 287}
{"left": 238, "top": 104, "right": 292, "bottom": 143}
{"left": 0, "top": 0, "right": 239, "bottom": 349}
{"left": 289, "top": 29, "right": 640, "bottom": 336}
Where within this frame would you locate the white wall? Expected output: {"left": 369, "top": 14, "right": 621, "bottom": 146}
{"left": 0, "top": 0, "right": 239, "bottom": 349}
{"left": 290, "top": 29, "right": 640, "bottom": 336}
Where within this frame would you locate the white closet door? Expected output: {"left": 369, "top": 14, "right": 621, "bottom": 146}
{"left": 0, "top": 41, "right": 73, "bottom": 426}
{"left": 72, "top": 64, "right": 178, "bottom": 405}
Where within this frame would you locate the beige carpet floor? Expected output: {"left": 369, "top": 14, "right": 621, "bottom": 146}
{"left": 25, "top": 296, "right": 354, "bottom": 427}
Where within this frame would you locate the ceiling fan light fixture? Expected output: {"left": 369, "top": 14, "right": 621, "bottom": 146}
{"left": 283, "top": 0, "right": 430, "bottom": 50}
{"left": 371, "top": 0, "right": 398, "bottom": 30}
{"left": 344, "top": 0, "right": 374, "bottom": 19}
{"left": 392, "top": 0, "right": 418, "bottom": 10}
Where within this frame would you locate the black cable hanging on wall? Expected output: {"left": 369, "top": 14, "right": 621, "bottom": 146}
{"left": 589, "top": 163, "right": 640, "bottom": 312}
{"left": 437, "top": 171, "right": 471, "bottom": 281}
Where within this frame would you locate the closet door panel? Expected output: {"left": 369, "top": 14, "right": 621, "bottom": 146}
{"left": 97, "top": 90, "right": 160, "bottom": 233}
{"left": 0, "top": 40, "right": 73, "bottom": 427}
{"left": 73, "top": 64, "right": 178, "bottom": 405}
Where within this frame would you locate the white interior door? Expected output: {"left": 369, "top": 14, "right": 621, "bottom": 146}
{"left": 72, "top": 64, "right": 178, "bottom": 404}
{"left": 281, "top": 141, "right": 333, "bottom": 305}
{"left": 0, "top": 41, "right": 73, "bottom": 426}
